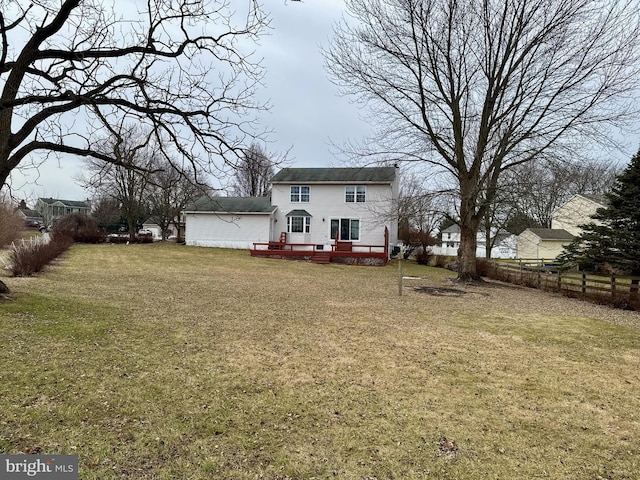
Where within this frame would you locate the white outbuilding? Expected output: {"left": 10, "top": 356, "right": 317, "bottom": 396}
{"left": 184, "top": 196, "right": 276, "bottom": 249}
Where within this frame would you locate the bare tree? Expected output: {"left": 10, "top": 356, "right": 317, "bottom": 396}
{"left": 79, "top": 124, "right": 156, "bottom": 241}
{"left": 502, "top": 158, "right": 621, "bottom": 229}
{"left": 326, "top": 0, "right": 640, "bottom": 280}
{"left": 397, "top": 174, "right": 443, "bottom": 245}
{"left": 231, "top": 142, "right": 280, "bottom": 197}
{"left": 0, "top": 0, "right": 267, "bottom": 193}
{"left": 91, "top": 196, "right": 122, "bottom": 233}
{"left": 147, "top": 159, "right": 211, "bottom": 240}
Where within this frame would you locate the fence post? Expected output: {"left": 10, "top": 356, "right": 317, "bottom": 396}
{"left": 519, "top": 259, "right": 523, "bottom": 284}
{"left": 537, "top": 260, "right": 542, "bottom": 289}
{"left": 581, "top": 271, "right": 587, "bottom": 298}
{"left": 611, "top": 273, "right": 616, "bottom": 300}
{"left": 557, "top": 269, "right": 562, "bottom": 292}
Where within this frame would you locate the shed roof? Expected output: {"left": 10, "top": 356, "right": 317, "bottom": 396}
{"left": 525, "top": 228, "right": 574, "bottom": 241}
{"left": 271, "top": 167, "right": 397, "bottom": 184}
{"left": 185, "top": 196, "right": 275, "bottom": 214}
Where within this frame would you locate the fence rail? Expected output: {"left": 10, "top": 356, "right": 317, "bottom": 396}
{"left": 491, "top": 258, "right": 640, "bottom": 304}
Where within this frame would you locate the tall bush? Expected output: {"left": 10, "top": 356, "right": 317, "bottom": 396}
{"left": 0, "top": 199, "right": 22, "bottom": 247}
{"left": 51, "top": 213, "right": 105, "bottom": 243}
{"left": 10, "top": 236, "right": 73, "bottom": 277}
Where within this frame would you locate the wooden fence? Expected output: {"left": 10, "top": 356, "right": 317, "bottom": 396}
{"left": 491, "top": 258, "right": 640, "bottom": 304}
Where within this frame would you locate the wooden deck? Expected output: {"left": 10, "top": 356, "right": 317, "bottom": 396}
{"left": 250, "top": 229, "right": 390, "bottom": 266}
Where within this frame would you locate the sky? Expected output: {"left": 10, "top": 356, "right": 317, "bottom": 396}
{"left": 7, "top": 1, "right": 640, "bottom": 204}
{"left": 9, "top": 0, "right": 372, "bottom": 203}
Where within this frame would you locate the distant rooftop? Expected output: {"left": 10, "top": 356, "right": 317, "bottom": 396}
{"left": 38, "top": 198, "right": 91, "bottom": 208}
{"left": 526, "top": 228, "right": 574, "bottom": 241}
{"left": 578, "top": 194, "right": 608, "bottom": 206}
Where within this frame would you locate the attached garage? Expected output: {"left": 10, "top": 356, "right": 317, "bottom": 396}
{"left": 184, "top": 197, "right": 276, "bottom": 249}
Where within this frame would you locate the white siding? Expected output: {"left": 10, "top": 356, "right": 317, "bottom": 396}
{"left": 185, "top": 213, "right": 272, "bottom": 249}
{"left": 516, "top": 231, "right": 568, "bottom": 260}
{"left": 516, "top": 230, "right": 540, "bottom": 259}
{"left": 270, "top": 183, "right": 397, "bottom": 247}
{"left": 552, "top": 195, "right": 603, "bottom": 236}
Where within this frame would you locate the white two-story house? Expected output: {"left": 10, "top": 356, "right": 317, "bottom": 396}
{"left": 184, "top": 167, "right": 399, "bottom": 262}
{"left": 270, "top": 167, "right": 398, "bottom": 249}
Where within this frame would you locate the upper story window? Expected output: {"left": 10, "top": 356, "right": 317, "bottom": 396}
{"left": 345, "top": 185, "right": 366, "bottom": 203}
{"left": 290, "top": 185, "right": 310, "bottom": 202}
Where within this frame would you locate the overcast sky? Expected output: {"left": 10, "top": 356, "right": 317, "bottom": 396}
{"left": 9, "top": 0, "right": 371, "bottom": 202}
{"left": 8, "top": 1, "right": 640, "bottom": 203}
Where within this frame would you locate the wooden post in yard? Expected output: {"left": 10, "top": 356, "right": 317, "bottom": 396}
{"left": 398, "top": 255, "right": 403, "bottom": 296}
{"left": 581, "top": 271, "right": 587, "bottom": 298}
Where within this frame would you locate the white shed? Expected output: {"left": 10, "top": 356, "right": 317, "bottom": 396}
{"left": 184, "top": 197, "right": 276, "bottom": 249}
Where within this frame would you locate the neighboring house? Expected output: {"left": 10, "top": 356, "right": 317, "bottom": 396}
{"left": 184, "top": 167, "right": 399, "bottom": 259}
{"left": 516, "top": 194, "right": 607, "bottom": 259}
{"left": 184, "top": 197, "right": 276, "bottom": 249}
{"left": 550, "top": 194, "right": 607, "bottom": 236}
{"left": 433, "top": 224, "right": 516, "bottom": 258}
{"left": 15, "top": 200, "right": 44, "bottom": 227}
{"left": 35, "top": 198, "right": 91, "bottom": 226}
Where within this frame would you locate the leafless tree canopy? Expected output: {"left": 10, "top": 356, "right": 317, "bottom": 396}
{"left": 326, "top": 0, "right": 640, "bottom": 279}
{"left": 0, "top": 0, "right": 268, "bottom": 192}
{"left": 231, "top": 142, "right": 276, "bottom": 197}
{"left": 79, "top": 124, "right": 158, "bottom": 240}
{"left": 504, "top": 158, "right": 621, "bottom": 229}
{"left": 147, "top": 157, "right": 210, "bottom": 239}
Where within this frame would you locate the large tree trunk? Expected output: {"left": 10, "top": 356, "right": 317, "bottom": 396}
{"left": 484, "top": 216, "right": 492, "bottom": 259}
{"left": 457, "top": 175, "right": 483, "bottom": 282}
{"left": 128, "top": 216, "right": 137, "bottom": 243}
{"left": 0, "top": 280, "right": 9, "bottom": 294}
{"left": 457, "top": 222, "right": 481, "bottom": 281}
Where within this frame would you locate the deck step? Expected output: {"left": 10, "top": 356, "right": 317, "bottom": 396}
{"left": 312, "top": 252, "right": 332, "bottom": 264}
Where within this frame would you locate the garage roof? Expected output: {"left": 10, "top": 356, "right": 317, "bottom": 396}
{"left": 185, "top": 196, "right": 275, "bottom": 214}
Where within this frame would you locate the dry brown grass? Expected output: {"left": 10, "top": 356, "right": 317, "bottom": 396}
{"left": 1, "top": 244, "right": 639, "bottom": 479}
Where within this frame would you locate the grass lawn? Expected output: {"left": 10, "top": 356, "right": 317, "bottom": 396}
{"left": 1, "top": 243, "right": 639, "bottom": 479}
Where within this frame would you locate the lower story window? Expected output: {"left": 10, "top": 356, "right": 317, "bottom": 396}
{"left": 288, "top": 216, "right": 310, "bottom": 233}
{"left": 330, "top": 218, "right": 360, "bottom": 241}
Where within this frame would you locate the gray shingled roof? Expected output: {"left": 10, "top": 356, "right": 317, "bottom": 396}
{"left": 579, "top": 194, "right": 608, "bottom": 207}
{"left": 271, "top": 167, "right": 397, "bottom": 183}
{"left": 19, "top": 208, "right": 43, "bottom": 218}
{"left": 186, "top": 196, "right": 275, "bottom": 213}
{"left": 38, "top": 198, "right": 90, "bottom": 208}
{"left": 526, "top": 228, "right": 574, "bottom": 241}
{"left": 286, "top": 209, "right": 312, "bottom": 217}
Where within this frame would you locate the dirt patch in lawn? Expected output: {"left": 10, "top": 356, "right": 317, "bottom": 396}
{"left": 411, "top": 285, "right": 469, "bottom": 296}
